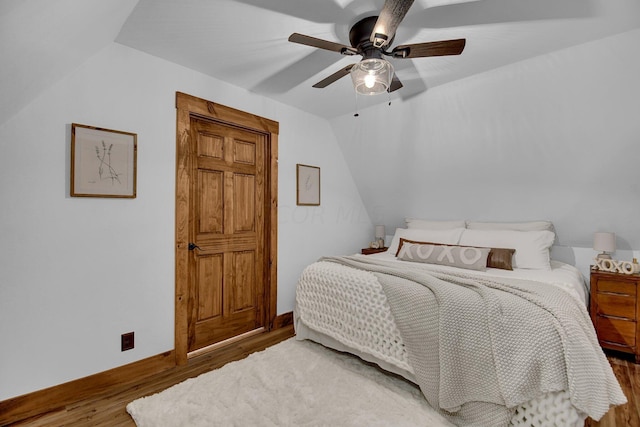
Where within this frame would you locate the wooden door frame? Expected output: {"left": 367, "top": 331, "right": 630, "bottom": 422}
{"left": 175, "top": 92, "right": 278, "bottom": 365}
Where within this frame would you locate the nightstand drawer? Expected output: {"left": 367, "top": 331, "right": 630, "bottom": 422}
{"left": 598, "top": 279, "right": 637, "bottom": 296}
{"left": 596, "top": 293, "right": 637, "bottom": 320}
{"left": 596, "top": 316, "right": 636, "bottom": 348}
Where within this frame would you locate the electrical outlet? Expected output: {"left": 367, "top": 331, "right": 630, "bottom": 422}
{"left": 121, "top": 332, "right": 134, "bottom": 351}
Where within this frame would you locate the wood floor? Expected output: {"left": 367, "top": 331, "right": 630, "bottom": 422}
{"left": 7, "top": 330, "right": 639, "bottom": 427}
{"left": 586, "top": 350, "right": 640, "bottom": 427}
{"left": 9, "top": 325, "right": 295, "bottom": 427}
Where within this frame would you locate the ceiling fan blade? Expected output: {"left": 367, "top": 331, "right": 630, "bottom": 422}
{"left": 252, "top": 50, "right": 345, "bottom": 95}
{"left": 389, "top": 74, "right": 403, "bottom": 92}
{"left": 312, "top": 64, "right": 355, "bottom": 88}
{"left": 289, "top": 33, "right": 356, "bottom": 55}
{"left": 391, "top": 38, "right": 466, "bottom": 58}
{"left": 370, "top": 0, "right": 415, "bottom": 48}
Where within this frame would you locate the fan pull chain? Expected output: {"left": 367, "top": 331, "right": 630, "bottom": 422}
{"left": 353, "top": 92, "right": 359, "bottom": 117}
{"left": 388, "top": 90, "right": 391, "bottom": 106}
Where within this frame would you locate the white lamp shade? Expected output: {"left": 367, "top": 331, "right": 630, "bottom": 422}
{"left": 350, "top": 59, "right": 394, "bottom": 95}
{"left": 375, "top": 225, "right": 386, "bottom": 239}
{"left": 593, "top": 232, "right": 616, "bottom": 253}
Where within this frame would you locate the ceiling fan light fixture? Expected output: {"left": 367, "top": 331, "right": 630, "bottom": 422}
{"left": 350, "top": 58, "right": 394, "bottom": 96}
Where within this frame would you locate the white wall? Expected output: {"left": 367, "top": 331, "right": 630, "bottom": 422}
{"left": 330, "top": 28, "right": 640, "bottom": 275}
{"left": 4, "top": 18, "right": 638, "bottom": 407}
{"left": 0, "top": 42, "right": 371, "bottom": 401}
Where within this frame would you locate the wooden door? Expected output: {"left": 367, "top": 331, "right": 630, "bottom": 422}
{"left": 187, "top": 118, "right": 266, "bottom": 352}
{"left": 175, "top": 92, "right": 278, "bottom": 364}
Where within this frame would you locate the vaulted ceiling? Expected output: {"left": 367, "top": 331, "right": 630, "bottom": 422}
{"left": 2, "top": 0, "right": 640, "bottom": 125}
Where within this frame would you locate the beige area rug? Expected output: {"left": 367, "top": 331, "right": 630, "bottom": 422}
{"left": 127, "top": 338, "right": 454, "bottom": 426}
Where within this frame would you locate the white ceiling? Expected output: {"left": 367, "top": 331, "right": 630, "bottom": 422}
{"left": 0, "top": 0, "right": 138, "bottom": 126}
{"left": 114, "top": 0, "right": 640, "bottom": 118}
{"left": 2, "top": 0, "right": 640, "bottom": 124}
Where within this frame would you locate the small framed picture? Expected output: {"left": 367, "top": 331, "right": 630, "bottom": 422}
{"left": 71, "top": 123, "right": 137, "bottom": 198}
{"left": 296, "top": 164, "right": 320, "bottom": 206}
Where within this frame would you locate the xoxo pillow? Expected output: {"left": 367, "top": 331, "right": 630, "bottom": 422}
{"left": 397, "top": 243, "right": 491, "bottom": 271}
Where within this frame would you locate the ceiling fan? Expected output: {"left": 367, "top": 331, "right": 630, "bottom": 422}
{"left": 288, "top": 0, "right": 465, "bottom": 95}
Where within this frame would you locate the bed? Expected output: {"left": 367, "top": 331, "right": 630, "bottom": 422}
{"left": 294, "top": 221, "right": 626, "bottom": 427}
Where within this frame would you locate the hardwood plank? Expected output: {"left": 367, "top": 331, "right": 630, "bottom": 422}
{"left": 585, "top": 351, "right": 640, "bottom": 427}
{"left": 7, "top": 325, "right": 294, "bottom": 426}
{"left": 628, "top": 359, "right": 640, "bottom": 421}
{"left": 0, "top": 351, "right": 175, "bottom": 425}
{"left": 6, "top": 328, "right": 639, "bottom": 427}
{"left": 612, "top": 359, "right": 640, "bottom": 426}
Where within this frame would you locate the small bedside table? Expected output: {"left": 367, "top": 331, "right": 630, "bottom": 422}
{"left": 361, "top": 247, "right": 388, "bottom": 255}
{"left": 590, "top": 268, "right": 640, "bottom": 363}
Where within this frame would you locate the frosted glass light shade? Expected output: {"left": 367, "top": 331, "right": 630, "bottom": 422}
{"left": 350, "top": 59, "right": 394, "bottom": 95}
{"left": 593, "top": 232, "right": 616, "bottom": 258}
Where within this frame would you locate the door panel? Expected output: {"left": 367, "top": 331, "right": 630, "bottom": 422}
{"left": 188, "top": 118, "right": 266, "bottom": 352}
{"left": 234, "top": 140, "right": 256, "bottom": 164}
{"left": 197, "top": 132, "right": 224, "bottom": 159}
{"left": 231, "top": 251, "right": 256, "bottom": 312}
{"left": 234, "top": 174, "right": 255, "bottom": 232}
{"left": 197, "top": 171, "right": 223, "bottom": 234}
{"left": 196, "top": 254, "right": 223, "bottom": 320}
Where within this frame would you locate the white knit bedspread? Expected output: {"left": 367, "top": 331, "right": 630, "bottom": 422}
{"left": 295, "top": 259, "right": 625, "bottom": 427}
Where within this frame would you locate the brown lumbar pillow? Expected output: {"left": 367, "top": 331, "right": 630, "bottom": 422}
{"left": 396, "top": 238, "right": 515, "bottom": 271}
{"left": 397, "top": 242, "right": 491, "bottom": 271}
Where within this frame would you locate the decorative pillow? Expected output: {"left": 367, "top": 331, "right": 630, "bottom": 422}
{"left": 397, "top": 243, "right": 491, "bottom": 271}
{"left": 465, "top": 220, "right": 554, "bottom": 232}
{"left": 459, "top": 229, "right": 555, "bottom": 270}
{"left": 486, "top": 248, "right": 516, "bottom": 271}
{"left": 405, "top": 218, "right": 467, "bottom": 230}
{"left": 397, "top": 238, "right": 515, "bottom": 270}
{"left": 387, "top": 228, "right": 464, "bottom": 256}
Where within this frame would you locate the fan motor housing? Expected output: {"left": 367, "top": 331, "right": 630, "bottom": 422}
{"left": 349, "top": 16, "right": 392, "bottom": 60}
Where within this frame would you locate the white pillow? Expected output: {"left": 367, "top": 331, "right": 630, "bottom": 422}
{"left": 388, "top": 228, "right": 465, "bottom": 256}
{"left": 459, "top": 229, "right": 555, "bottom": 270}
{"left": 465, "top": 220, "right": 554, "bottom": 232}
{"left": 406, "top": 218, "right": 466, "bottom": 230}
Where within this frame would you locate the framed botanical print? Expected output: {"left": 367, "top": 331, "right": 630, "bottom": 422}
{"left": 71, "top": 123, "right": 137, "bottom": 198}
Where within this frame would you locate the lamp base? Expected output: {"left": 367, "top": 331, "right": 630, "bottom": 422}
{"left": 597, "top": 252, "right": 612, "bottom": 260}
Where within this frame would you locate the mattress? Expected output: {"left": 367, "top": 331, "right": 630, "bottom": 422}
{"left": 294, "top": 254, "right": 599, "bottom": 427}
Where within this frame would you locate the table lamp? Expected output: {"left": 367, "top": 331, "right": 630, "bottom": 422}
{"left": 375, "top": 225, "right": 386, "bottom": 248}
{"left": 593, "top": 232, "right": 615, "bottom": 259}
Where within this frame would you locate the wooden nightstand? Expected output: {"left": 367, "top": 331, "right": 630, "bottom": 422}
{"left": 590, "top": 268, "right": 640, "bottom": 363}
{"left": 361, "top": 247, "right": 388, "bottom": 255}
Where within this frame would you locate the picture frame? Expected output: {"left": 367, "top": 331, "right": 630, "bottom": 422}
{"left": 71, "top": 123, "right": 137, "bottom": 198}
{"left": 296, "top": 164, "right": 320, "bottom": 206}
